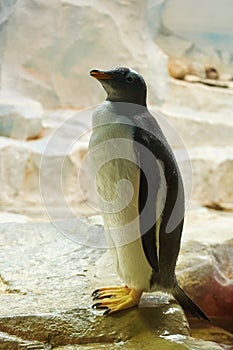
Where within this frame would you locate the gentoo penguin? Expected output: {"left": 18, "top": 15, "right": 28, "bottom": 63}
{"left": 88, "top": 67, "right": 209, "bottom": 320}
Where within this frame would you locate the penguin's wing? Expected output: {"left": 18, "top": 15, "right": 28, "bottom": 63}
{"left": 133, "top": 132, "right": 161, "bottom": 272}
{"left": 133, "top": 112, "right": 185, "bottom": 273}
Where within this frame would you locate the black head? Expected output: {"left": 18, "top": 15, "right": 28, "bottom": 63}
{"left": 90, "top": 67, "right": 147, "bottom": 106}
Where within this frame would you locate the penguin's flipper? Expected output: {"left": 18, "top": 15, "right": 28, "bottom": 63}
{"left": 133, "top": 114, "right": 185, "bottom": 277}
{"left": 173, "top": 284, "right": 210, "bottom": 321}
{"left": 137, "top": 147, "right": 160, "bottom": 272}
{"left": 92, "top": 286, "right": 142, "bottom": 315}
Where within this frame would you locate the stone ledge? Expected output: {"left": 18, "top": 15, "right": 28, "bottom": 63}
{"left": 0, "top": 217, "right": 231, "bottom": 349}
{"left": 0, "top": 93, "right": 43, "bottom": 140}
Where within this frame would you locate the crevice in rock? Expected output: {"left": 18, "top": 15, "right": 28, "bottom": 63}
{"left": 0, "top": 274, "right": 8, "bottom": 286}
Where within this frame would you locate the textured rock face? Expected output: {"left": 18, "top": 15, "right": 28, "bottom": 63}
{"left": 0, "top": 92, "right": 43, "bottom": 139}
{"left": 0, "top": 107, "right": 95, "bottom": 218}
{"left": 1, "top": 109, "right": 233, "bottom": 215}
{"left": 179, "top": 208, "right": 233, "bottom": 317}
{"left": 0, "top": 218, "right": 230, "bottom": 349}
{"left": 0, "top": 0, "right": 168, "bottom": 109}
{"left": 1, "top": 0, "right": 233, "bottom": 111}
{"left": 188, "top": 148, "right": 233, "bottom": 209}
{"left": 0, "top": 1, "right": 233, "bottom": 348}
{"left": 159, "top": 0, "right": 233, "bottom": 72}
{"left": 0, "top": 0, "right": 232, "bottom": 214}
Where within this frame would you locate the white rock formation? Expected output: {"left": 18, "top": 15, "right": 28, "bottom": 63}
{"left": 0, "top": 92, "right": 43, "bottom": 139}
{"left": 150, "top": 106, "right": 233, "bottom": 209}
{"left": 188, "top": 147, "right": 233, "bottom": 209}
{"left": 0, "top": 0, "right": 168, "bottom": 108}
{"left": 159, "top": 0, "right": 233, "bottom": 73}
{"left": 0, "top": 130, "right": 95, "bottom": 218}
{"left": 0, "top": 0, "right": 232, "bottom": 214}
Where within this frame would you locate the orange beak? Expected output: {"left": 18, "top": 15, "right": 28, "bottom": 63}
{"left": 90, "top": 70, "right": 113, "bottom": 80}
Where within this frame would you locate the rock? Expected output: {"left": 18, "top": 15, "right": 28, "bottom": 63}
{"left": 205, "top": 67, "right": 219, "bottom": 80}
{"left": 0, "top": 331, "right": 50, "bottom": 350}
{"left": 0, "top": 219, "right": 229, "bottom": 349}
{"left": 188, "top": 62, "right": 206, "bottom": 78}
{"left": 184, "top": 74, "right": 201, "bottom": 83}
{"left": 0, "top": 0, "right": 168, "bottom": 108}
{"left": 0, "top": 212, "right": 31, "bottom": 223}
{"left": 151, "top": 105, "right": 233, "bottom": 149}
{"left": 191, "top": 323, "right": 233, "bottom": 346}
{"left": 167, "top": 60, "right": 188, "bottom": 79}
{"left": 2, "top": 102, "right": 233, "bottom": 216}
{"left": 163, "top": 77, "right": 233, "bottom": 116}
{"left": 219, "top": 73, "right": 233, "bottom": 81}
{"left": 185, "top": 147, "right": 233, "bottom": 209}
{"left": 1, "top": 0, "right": 233, "bottom": 115}
{"left": 156, "top": 34, "right": 193, "bottom": 58}
{"left": 0, "top": 93, "right": 43, "bottom": 140}
{"left": 184, "top": 75, "right": 229, "bottom": 88}
{"left": 0, "top": 106, "right": 96, "bottom": 218}
{"left": 177, "top": 207, "right": 233, "bottom": 318}
{"left": 149, "top": 107, "right": 233, "bottom": 208}
{"left": 161, "top": 0, "right": 233, "bottom": 73}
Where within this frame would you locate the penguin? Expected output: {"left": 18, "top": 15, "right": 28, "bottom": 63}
{"left": 88, "top": 67, "right": 209, "bottom": 320}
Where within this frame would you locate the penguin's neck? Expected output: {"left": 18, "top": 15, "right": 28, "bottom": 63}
{"left": 106, "top": 97, "right": 147, "bottom": 107}
{"left": 105, "top": 100, "right": 148, "bottom": 118}
{"left": 105, "top": 86, "right": 147, "bottom": 107}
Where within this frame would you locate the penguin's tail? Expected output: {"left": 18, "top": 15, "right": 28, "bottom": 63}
{"left": 173, "top": 284, "right": 210, "bottom": 321}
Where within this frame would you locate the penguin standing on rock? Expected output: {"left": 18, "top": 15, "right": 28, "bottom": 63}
{"left": 88, "top": 67, "right": 209, "bottom": 320}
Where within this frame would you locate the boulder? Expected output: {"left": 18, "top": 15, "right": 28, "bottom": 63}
{"left": 177, "top": 207, "right": 233, "bottom": 318}
{"left": 0, "top": 107, "right": 95, "bottom": 217}
{"left": 0, "top": 93, "right": 43, "bottom": 140}
{"left": 186, "top": 147, "right": 233, "bottom": 209}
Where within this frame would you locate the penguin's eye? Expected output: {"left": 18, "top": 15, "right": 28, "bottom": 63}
{"left": 126, "top": 76, "right": 134, "bottom": 83}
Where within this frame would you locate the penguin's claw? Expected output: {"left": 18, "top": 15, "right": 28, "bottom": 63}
{"left": 92, "top": 286, "right": 129, "bottom": 298}
{"left": 91, "top": 286, "right": 142, "bottom": 315}
{"left": 92, "top": 286, "right": 130, "bottom": 299}
{"left": 91, "top": 289, "right": 100, "bottom": 297}
{"left": 93, "top": 294, "right": 113, "bottom": 301}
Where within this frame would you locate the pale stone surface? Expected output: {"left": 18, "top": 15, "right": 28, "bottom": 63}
{"left": 0, "top": 1, "right": 232, "bottom": 348}
{"left": 0, "top": 131, "right": 95, "bottom": 218}
{"left": 188, "top": 61, "right": 206, "bottom": 78}
{"left": 186, "top": 147, "right": 233, "bottom": 209}
{"left": 160, "top": 0, "right": 233, "bottom": 73}
{"left": 1, "top": 104, "right": 233, "bottom": 216}
{"left": 0, "top": 218, "right": 229, "bottom": 349}
{"left": 163, "top": 78, "right": 233, "bottom": 114}
{"left": 0, "top": 0, "right": 168, "bottom": 109}
{"left": 0, "top": 92, "right": 43, "bottom": 139}
{"left": 0, "top": 212, "right": 31, "bottom": 223}
{"left": 151, "top": 106, "right": 233, "bottom": 149}
{"left": 1, "top": 0, "right": 233, "bottom": 119}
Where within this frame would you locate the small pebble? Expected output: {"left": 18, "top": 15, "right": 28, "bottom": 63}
{"left": 205, "top": 66, "right": 219, "bottom": 80}
{"left": 167, "top": 60, "right": 188, "bottom": 80}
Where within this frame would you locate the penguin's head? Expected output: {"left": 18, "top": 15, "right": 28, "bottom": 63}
{"left": 90, "top": 67, "right": 147, "bottom": 106}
